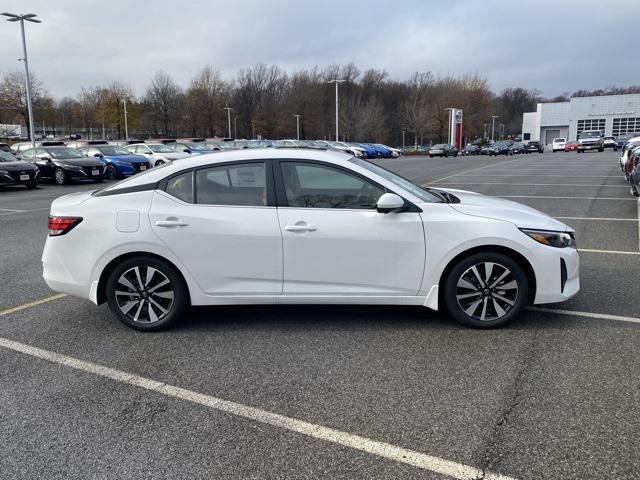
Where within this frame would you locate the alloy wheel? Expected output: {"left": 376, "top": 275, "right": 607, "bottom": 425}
{"left": 455, "top": 262, "right": 519, "bottom": 322}
{"left": 55, "top": 169, "right": 66, "bottom": 185}
{"left": 115, "top": 266, "right": 175, "bottom": 324}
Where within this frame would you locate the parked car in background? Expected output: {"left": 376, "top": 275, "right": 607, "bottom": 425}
{"left": 20, "top": 146, "right": 105, "bottom": 184}
{"left": 577, "top": 130, "right": 604, "bottom": 152}
{"left": 615, "top": 133, "right": 639, "bottom": 150}
{"left": 485, "top": 141, "right": 512, "bottom": 156}
{"left": 355, "top": 143, "right": 379, "bottom": 159}
{"left": 564, "top": 141, "right": 579, "bottom": 152}
{"left": 462, "top": 144, "right": 480, "bottom": 155}
{"left": 145, "top": 138, "right": 176, "bottom": 145}
{"left": 509, "top": 142, "right": 527, "bottom": 154}
{"left": 428, "top": 144, "right": 458, "bottom": 157}
{"left": 366, "top": 143, "right": 392, "bottom": 158}
{"left": 525, "top": 141, "right": 544, "bottom": 153}
{"left": 0, "top": 150, "right": 39, "bottom": 188}
{"left": 170, "top": 142, "right": 220, "bottom": 155}
{"left": 551, "top": 138, "right": 566, "bottom": 152}
{"left": 620, "top": 140, "right": 640, "bottom": 172}
{"left": 375, "top": 144, "right": 401, "bottom": 158}
{"left": 0, "top": 143, "right": 14, "bottom": 154}
{"left": 125, "top": 143, "right": 189, "bottom": 166}
{"left": 109, "top": 139, "right": 142, "bottom": 147}
{"left": 630, "top": 158, "right": 640, "bottom": 196}
{"left": 42, "top": 148, "right": 580, "bottom": 331}
{"left": 602, "top": 136, "right": 617, "bottom": 151}
{"left": 79, "top": 145, "right": 151, "bottom": 179}
{"left": 11, "top": 140, "right": 66, "bottom": 153}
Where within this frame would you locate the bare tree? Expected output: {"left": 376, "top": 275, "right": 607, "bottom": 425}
{"left": 144, "top": 71, "right": 184, "bottom": 136}
{"left": 186, "top": 66, "right": 230, "bottom": 137}
{"left": 0, "top": 70, "right": 52, "bottom": 138}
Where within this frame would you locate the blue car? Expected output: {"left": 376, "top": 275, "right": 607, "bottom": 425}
{"left": 79, "top": 145, "right": 151, "bottom": 179}
{"left": 366, "top": 143, "right": 392, "bottom": 158}
{"left": 354, "top": 143, "right": 378, "bottom": 159}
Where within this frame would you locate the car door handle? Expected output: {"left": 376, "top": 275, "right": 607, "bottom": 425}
{"left": 285, "top": 224, "right": 318, "bottom": 232}
{"left": 156, "top": 220, "right": 188, "bottom": 227}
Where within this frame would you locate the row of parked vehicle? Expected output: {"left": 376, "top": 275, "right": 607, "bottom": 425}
{"left": 0, "top": 137, "right": 402, "bottom": 188}
{"left": 618, "top": 133, "right": 640, "bottom": 197}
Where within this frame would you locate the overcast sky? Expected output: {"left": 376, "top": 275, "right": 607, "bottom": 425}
{"left": 0, "top": 0, "right": 636, "bottom": 99}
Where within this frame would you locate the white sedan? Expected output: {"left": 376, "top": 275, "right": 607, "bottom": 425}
{"left": 125, "top": 143, "right": 189, "bottom": 167}
{"left": 43, "top": 149, "right": 579, "bottom": 331}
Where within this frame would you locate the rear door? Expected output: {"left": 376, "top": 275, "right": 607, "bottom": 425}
{"left": 149, "top": 161, "right": 283, "bottom": 295}
{"left": 275, "top": 160, "right": 425, "bottom": 295}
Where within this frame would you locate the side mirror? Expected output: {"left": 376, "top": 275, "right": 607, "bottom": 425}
{"left": 183, "top": 148, "right": 190, "bottom": 153}
{"left": 93, "top": 153, "right": 103, "bottom": 158}
{"left": 40, "top": 156, "right": 51, "bottom": 162}
{"left": 377, "top": 193, "right": 405, "bottom": 214}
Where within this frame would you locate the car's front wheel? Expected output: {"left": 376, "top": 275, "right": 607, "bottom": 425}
{"left": 443, "top": 253, "right": 528, "bottom": 328}
{"left": 105, "top": 164, "right": 118, "bottom": 180}
{"left": 54, "top": 168, "right": 67, "bottom": 185}
{"left": 106, "top": 255, "right": 187, "bottom": 331}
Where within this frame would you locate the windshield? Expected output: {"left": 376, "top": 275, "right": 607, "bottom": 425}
{"left": 149, "top": 144, "right": 176, "bottom": 153}
{"left": 48, "top": 147, "right": 84, "bottom": 159}
{"left": 579, "top": 131, "right": 601, "bottom": 139}
{"left": 0, "top": 151, "right": 18, "bottom": 162}
{"left": 349, "top": 157, "right": 440, "bottom": 203}
{"left": 98, "top": 146, "right": 130, "bottom": 156}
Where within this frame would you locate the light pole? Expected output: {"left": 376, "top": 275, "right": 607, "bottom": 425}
{"left": 224, "top": 107, "right": 233, "bottom": 138}
{"left": 122, "top": 98, "right": 129, "bottom": 141}
{"left": 2, "top": 12, "right": 41, "bottom": 147}
{"left": 402, "top": 130, "right": 405, "bottom": 150}
{"left": 293, "top": 114, "right": 301, "bottom": 140}
{"left": 234, "top": 115, "right": 238, "bottom": 139}
{"left": 491, "top": 115, "right": 499, "bottom": 142}
{"left": 328, "top": 79, "right": 345, "bottom": 141}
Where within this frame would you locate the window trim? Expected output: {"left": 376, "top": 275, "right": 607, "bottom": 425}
{"left": 273, "top": 159, "right": 420, "bottom": 212}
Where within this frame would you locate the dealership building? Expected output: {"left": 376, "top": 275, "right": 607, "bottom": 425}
{"left": 522, "top": 93, "right": 640, "bottom": 144}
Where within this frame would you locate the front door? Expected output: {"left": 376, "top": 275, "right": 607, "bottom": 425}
{"left": 275, "top": 160, "right": 425, "bottom": 296}
{"left": 149, "top": 161, "right": 282, "bottom": 295}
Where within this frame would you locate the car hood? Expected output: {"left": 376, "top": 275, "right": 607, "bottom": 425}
{"left": 433, "top": 188, "right": 571, "bottom": 232}
{"left": 57, "top": 158, "right": 104, "bottom": 167}
{"left": 160, "top": 152, "right": 189, "bottom": 160}
{"left": 0, "top": 161, "right": 39, "bottom": 171}
{"left": 104, "top": 154, "right": 148, "bottom": 163}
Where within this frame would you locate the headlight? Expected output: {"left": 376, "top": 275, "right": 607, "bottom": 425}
{"left": 520, "top": 228, "right": 576, "bottom": 248}
{"left": 0, "top": 169, "right": 9, "bottom": 177}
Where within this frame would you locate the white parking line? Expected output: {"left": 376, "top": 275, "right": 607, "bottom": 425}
{"left": 0, "top": 208, "right": 23, "bottom": 212}
{"left": 555, "top": 217, "right": 638, "bottom": 222}
{"left": 0, "top": 207, "right": 50, "bottom": 217}
{"left": 578, "top": 248, "right": 640, "bottom": 255}
{"left": 499, "top": 196, "right": 636, "bottom": 201}
{"left": 0, "top": 294, "right": 67, "bottom": 317}
{"left": 529, "top": 307, "right": 640, "bottom": 325}
{"left": 437, "top": 182, "right": 628, "bottom": 188}
{"left": 445, "top": 174, "right": 620, "bottom": 178}
{"left": 0, "top": 336, "right": 516, "bottom": 480}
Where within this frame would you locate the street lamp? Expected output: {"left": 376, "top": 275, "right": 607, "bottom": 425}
{"left": 402, "top": 130, "right": 405, "bottom": 151}
{"left": 327, "top": 79, "right": 345, "bottom": 141}
{"left": 224, "top": 107, "right": 233, "bottom": 138}
{"left": 122, "top": 98, "right": 129, "bottom": 140}
{"left": 293, "top": 114, "right": 301, "bottom": 141}
{"left": 234, "top": 115, "right": 238, "bottom": 139}
{"left": 2, "top": 12, "right": 41, "bottom": 147}
{"left": 491, "top": 115, "right": 499, "bottom": 142}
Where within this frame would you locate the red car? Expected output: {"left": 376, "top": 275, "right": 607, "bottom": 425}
{"left": 564, "top": 141, "right": 579, "bottom": 152}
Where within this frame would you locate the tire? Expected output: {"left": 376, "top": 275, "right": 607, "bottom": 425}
{"left": 25, "top": 180, "right": 38, "bottom": 189}
{"left": 598, "top": 148, "right": 604, "bottom": 152}
{"left": 443, "top": 252, "right": 529, "bottom": 328}
{"left": 106, "top": 255, "right": 188, "bottom": 331}
{"left": 54, "top": 168, "right": 68, "bottom": 185}
{"left": 154, "top": 159, "right": 165, "bottom": 166}
{"left": 105, "top": 164, "right": 118, "bottom": 180}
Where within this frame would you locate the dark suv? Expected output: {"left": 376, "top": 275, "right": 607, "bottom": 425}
{"left": 525, "top": 141, "right": 544, "bottom": 153}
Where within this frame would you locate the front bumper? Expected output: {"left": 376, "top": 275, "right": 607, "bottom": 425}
{"left": 532, "top": 246, "right": 580, "bottom": 304}
{"left": 578, "top": 143, "right": 601, "bottom": 151}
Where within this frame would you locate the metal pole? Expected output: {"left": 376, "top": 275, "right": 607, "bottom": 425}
{"left": 224, "top": 107, "right": 232, "bottom": 138}
{"left": 123, "top": 98, "right": 129, "bottom": 140}
{"left": 18, "top": 19, "right": 36, "bottom": 147}
{"left": 294, "top": 114, "right": 300, "bottom": 140}
{"left": 402, "top": 130, "right": 405, "bottom": 150}
{"left": 234, "top": 116, "right": 238, "bottom": 139}
{"left": 335, "top": 82, "right": 339, "bottom": 141}
{"left": 491, "top": 116, "right": 499, "bottom": 142}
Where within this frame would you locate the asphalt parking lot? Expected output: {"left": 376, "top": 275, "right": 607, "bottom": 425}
{"left": 1, "top": 150, "right": 639, "bottom": 479}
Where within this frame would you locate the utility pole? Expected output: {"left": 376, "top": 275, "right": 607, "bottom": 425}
{"left": 402, "top": 130, "right": 405, "bottom": 151}
{"left": 123, "top": 98, "right": 129, "bottom": 140}
{"left": 234, "top": 115, "right": 238, "bottom": 139}
{"left": 224, "top": 107, "right": 233, "bottom": 138}
{"left": 491, "top": 115, "right": 499, "bottom": 142}
{"left": 2, "top": 12, "right": 41, "bottom": 147}
{"left": 294, "top": 114, "right": 301, "bottom": 140}
{"left": 327, "top": 79, "right": 345, "bottom": 142}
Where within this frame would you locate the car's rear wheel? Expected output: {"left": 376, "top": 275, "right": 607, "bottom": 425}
{"left": 54, "top": 168, "right": 67, "bottom": 185}
{"left": 155, "top": 159, "right": 165, "bottom": 166}
{"left": 106, "top": 256, "right": 187, "bottom": 331}
{"left": 443, "top": 253, "right": 528, "bottom": 328}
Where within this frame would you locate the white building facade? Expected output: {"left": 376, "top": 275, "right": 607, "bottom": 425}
{"left": 522, "top": 93, "right": 640, "bottom": 144}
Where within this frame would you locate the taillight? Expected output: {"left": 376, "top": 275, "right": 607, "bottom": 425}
{"left": 48, "top": 216, "right": 82, "bottom": 236}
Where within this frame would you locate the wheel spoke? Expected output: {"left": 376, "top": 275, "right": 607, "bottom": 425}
{"left": 149, "top": 297, "right": 169, "bottom": 315}
{"left": 148, "top": 302, "right": 159, "bottom": 323}
{"left": 133, "top": 300, "right": 145, "bottom": 322}
{"left": 148, "top": 278, "right": 170, "bottom": 293}
{"left": 479, "top": 297, "right": 489, "bottom": 320}
{"left": 470, "top": 266, "right": 485, "bottom": 287}
{"left": 493, "top": 293, "right": 515, "bottom": 306}
{"left": 456, "top": 291, "right": 482, "bottom": 300}
{"left": 464, "top": 299, "right": 483, "bottom": 316}
{"left": 118, "top": 276, "right": 136, "bottom": 291}
{"left": 134, "top": 267, "right": 144, "bottom": 291}
{"left": 120, "top": 300, "right": 138, "bottom": 314}
{"left": 145, "top": 267, "right": 157, "bottom": 287}
{"left": 492, "top": 298, "right": 506, "bottom": 317}
{"left": 484, "top": 262, "right": 494, "bottom": 284}
{"left": 115, "top": 290, "right": 139, "bottom": 298}
{"left": 497, "top": 280, "right": 518, "bottom": 290}
{"left": 457, "top": 278, "right": 479, "bottom": 291}
{"left": 490, "top": 270, "right": 510, "bottom": 288}
{"left": 153, "top": 290, "right": 174, "bottom": 300}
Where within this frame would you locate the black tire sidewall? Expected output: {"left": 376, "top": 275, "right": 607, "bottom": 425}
{"left": 106, "top": 255, "right": 187, "bottom": 331}
{"left": 54, "top": 168, "right": 67, "bottom": 185}
{"left": 106, "top": 164, "right": 117, "bottom": 179}
{"left": 443, "top": 252, "right": 529, "bottom": 328}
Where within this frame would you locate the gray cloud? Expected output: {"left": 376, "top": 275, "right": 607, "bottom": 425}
{"left": 0, "top": 0, "right": 636, "bottom": 99}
